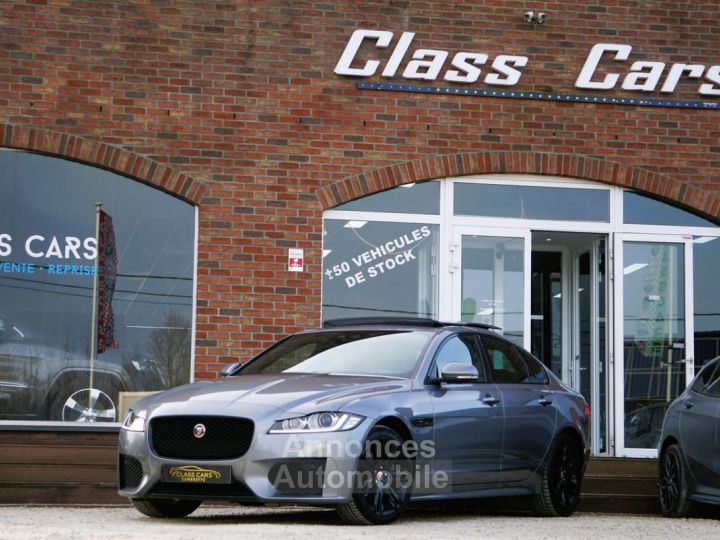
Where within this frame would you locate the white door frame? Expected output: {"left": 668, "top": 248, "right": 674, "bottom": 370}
{"left": 450, "top": 226, "right": 532, "bottom": 350}
{"left": 571, "top": 239, "right": 607, "bottom": 455}
{"left": 613, "top": 233, "right": 695, "bottom": 458}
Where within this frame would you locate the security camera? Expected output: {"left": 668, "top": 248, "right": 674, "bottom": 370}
{"left": 537, "top": 12, "right": 547, "bottom": 23}
{"left": 523, "top": 11, "right": 534, "bottom": 23}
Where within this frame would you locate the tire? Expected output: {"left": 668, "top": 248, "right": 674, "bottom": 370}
{"left": 336, "top": 425, "right": 413, "bottom": 525}
{"left": 659, "top": 443, "right": 692, "bottom": 518}
{"left": 49, "top": 386, "right": 118, "bottom": 422}
{"left": 131, "top": 498, "right": 201, "bottom": 519}
{"left": 533, "top": 433, "right": 584, "bottom": 517}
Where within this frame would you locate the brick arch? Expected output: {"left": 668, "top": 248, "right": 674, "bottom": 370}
{"left": 317, "top": 152, "right": 719, "bottom": 222}
{"left": 0, "top": 123, "right": 206, "bottom": 204}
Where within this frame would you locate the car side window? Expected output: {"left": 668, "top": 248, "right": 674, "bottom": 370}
{"left": 706, "top": 377, "right": 720, "bottom": 398}
{"left": 433, "top": 334, "right": 487, "bottom": 383}
{"left": 521, "top": 350, "right": 549, "bottom": 384}
{"left": 480, "top": 334, "right": 530, "bottom": 384}
{"left": 692, "top": 361, "right": 720, "bottom": 395}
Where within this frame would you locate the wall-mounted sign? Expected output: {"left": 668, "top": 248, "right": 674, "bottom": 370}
{"left": 288, "top": 248, "right": 304, "bottom": 272}
{"left": 336, "top": 30, "right": 720, "bottom": 109}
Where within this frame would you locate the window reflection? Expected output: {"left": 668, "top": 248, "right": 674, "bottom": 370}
{"left": 461, "top": 236, "right": 524, "bottom": 346}
{"left": 454, "top": 183, "right": 610, "bottom": 222}
{"left": 0, "top": 150, "right": 195, "bottom": 422}
{"left": 334, "top": 182, "right": 440, "bottom": 215}
{"left": 624, "top": 191, "right": 718, "bottom": 227}
{"left": 622, "top": 242, "right": 685, "bottom": 449}
{"left": 322, "top": 220, "right": 438, "bottom": 320}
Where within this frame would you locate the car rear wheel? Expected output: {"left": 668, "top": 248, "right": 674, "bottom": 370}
{"left": 659, "top": 443, "right": 692, "bottom": 518}
{"left": 131, "top": 498, "right": 201, "bottom": 519}
{"left": 533, "top": 433, "right": 584, "bottom": 517}
{"left": 336, "top": 425, "right": 412, "bottom": 525}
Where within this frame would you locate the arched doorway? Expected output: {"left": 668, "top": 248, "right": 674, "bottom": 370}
{"left": 322, "top": 175, "right": 720, "bottom": 458}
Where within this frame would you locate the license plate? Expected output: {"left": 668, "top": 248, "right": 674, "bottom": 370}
{"left": 161, "top": 465, "right": 232, "bottom": 484}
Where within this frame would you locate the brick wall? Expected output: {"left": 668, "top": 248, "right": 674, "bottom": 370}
{"left": 2, "top": 0, "right": 720, "bottom": 375}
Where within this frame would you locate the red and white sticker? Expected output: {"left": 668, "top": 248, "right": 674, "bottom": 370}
{"left": 288, "top": 248, "right": 304, "bottom": 272}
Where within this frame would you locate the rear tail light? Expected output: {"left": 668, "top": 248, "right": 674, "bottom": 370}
{"left": 583, "top": 403, "right": 591, "bottom": 419}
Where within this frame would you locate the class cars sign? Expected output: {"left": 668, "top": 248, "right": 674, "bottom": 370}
{"left": 335, "top": 30, "right": 720, "bottom": 107}
{"left": 0, "top": 233, "right": 97, "bottom": 276}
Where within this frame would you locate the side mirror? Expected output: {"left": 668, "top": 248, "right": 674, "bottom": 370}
{"left": 439, "top": 362, "right": 479, "bottom": 383}
{"left": 221, "top": 362, "right": 242, "bottom": 377}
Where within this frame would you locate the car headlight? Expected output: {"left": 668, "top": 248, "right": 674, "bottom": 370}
{"left": 268, "top": 412, "right": 364, "bottom": 434}
{"left": 121, "top": 409, "right": 146, "bottom": 432}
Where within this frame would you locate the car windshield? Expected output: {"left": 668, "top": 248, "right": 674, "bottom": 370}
{"left": 239, "top": 330, "right": 431, "bottom": 378}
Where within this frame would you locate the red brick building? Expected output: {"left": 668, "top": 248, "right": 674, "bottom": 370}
{"left": 1, "top": 1, "right": 720, "bottom": 506}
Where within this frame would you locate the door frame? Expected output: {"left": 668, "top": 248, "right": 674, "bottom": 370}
{"left": 450, "top": 226, "right": 532, "bottom": 350}
{"left": 612, "top": 233, "right": 695, "bottom": 458}
{"left": 571, "top": 238, "right": 608, "bottom": 455}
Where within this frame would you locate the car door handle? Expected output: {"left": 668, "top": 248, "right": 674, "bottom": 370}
{"left": 684, "top": 401, "right": 694, "bottom": 409}
{"left": 538, "top": 395, "right": 553, "bottom": 406}
{"left": 482, "top": 395, "right": 500, "bottom": 406}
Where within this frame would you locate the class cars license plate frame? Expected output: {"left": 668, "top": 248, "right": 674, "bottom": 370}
{"left": 161, "top": 464, "right": 232, "bottom": 484}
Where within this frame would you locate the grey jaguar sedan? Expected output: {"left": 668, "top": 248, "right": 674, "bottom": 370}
{"left": 118, "top": 318, "right": 590, "bottom": 524}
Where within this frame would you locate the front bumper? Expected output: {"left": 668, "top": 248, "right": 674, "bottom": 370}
{"left": 118, "top": 415, "right": 372, "bottom": 504}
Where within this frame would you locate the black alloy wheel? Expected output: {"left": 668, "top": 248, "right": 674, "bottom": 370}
{"left": 659, "top": 443, "right": 692, "bottom": 518}
{"left": 336, "top": 425, "right": 413, "bottom": 525}
{"left": 533, "top": 433, "right": 584, "bottom": 517}
{"left": 132, "top": 498, "right": 201, "bottom": 519}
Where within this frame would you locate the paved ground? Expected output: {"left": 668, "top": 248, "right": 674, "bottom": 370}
{"left": 0, "top": 505, "right": 718, "bottom": 540}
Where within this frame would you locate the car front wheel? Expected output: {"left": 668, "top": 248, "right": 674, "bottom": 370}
{"left": 533, "top": 433, "right": 584, "bottom": 517}
{"left": 336, "top": 425, "right": 412, "bottom": 525}
{"left": 659, "top": 443, "right": 692, "bottom": 518}
{"left": 131, "top": 498, "right": 201, "bottom": 519}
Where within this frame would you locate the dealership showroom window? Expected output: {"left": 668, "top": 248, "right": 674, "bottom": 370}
{"left": 0, "top": 149, "right": 195, "bottom": 423}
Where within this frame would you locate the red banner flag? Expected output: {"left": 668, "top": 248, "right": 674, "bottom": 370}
{"left": 97, "top": 210, "right": 119, "bottom": 353}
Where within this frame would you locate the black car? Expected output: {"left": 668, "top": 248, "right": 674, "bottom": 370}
{"left": 658, "top": 356, "right": 720, "bottom": 516}
{"left": 0, "top": 314, "right": 165, "bottom": 422}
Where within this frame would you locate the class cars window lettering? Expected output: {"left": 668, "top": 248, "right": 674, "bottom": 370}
{"left": 239, "top": 330, "right": 432, "bottom": 378}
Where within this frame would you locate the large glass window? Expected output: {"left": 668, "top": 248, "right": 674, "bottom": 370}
{"left": 454, "top": 183, "right": 610, "bottom": 222}
{"left": 0, "top": 150, "right": 195, "bottom": 423}
{"left": 624, "top": 191, "right": 718, "bottom": 228}
{"left": 622, "top": 242, "right": 686, "bottom": 449}
{"left": 334, "top": 182, "right": 439, "bottom": 215}
{"left": 322, "top": 220, "right": 438, "bottom": 320}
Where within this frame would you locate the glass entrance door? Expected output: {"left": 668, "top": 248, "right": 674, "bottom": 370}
{"left": 451, "top": 227, "right": 530, "bottom": 349}
{"left": 614, "top": 234, "right": 695, "bottom": 457}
